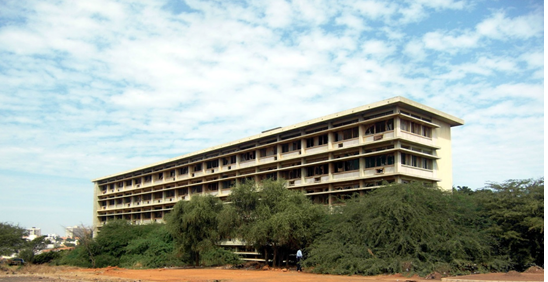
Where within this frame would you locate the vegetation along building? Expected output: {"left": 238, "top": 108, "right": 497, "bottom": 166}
{"left": 92, "top": 96, "right": 464, "bottom": 231}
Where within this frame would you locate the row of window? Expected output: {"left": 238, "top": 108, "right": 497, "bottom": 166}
{"left": 100, "top": 119, "right": 434, "bottom": 190}
{"left": 101, "top": 153, "right": 434, "bottom": 191}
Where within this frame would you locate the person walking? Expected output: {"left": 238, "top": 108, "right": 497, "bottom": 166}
{"left": 296, "top": 249, "right": 303, "bottom": 272}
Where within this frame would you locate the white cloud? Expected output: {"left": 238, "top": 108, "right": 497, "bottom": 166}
{"left": 335, "top": 12, "right": 367, "bottom": 31}
{"left": 476, "top": 11, "right": 544, "bottom": 39}
{"left": 262, "top": 0, "right": 293, "bottom": 28}
{"left": 361, "top": 39, "right": 396, "bottom": 59}
{"left": 403, "top": 40, "right": 426, "bottom": 61}
{"left": 422, "top": 30, "right": 479, "bottom": 52}
{"left": 350, "top": 0, "right": 397, "bottom": 21}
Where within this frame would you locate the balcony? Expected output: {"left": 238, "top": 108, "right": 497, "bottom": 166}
{"left": 281, "top": 151, "right": 300, "bottom": 159}
{"left": 334, "top": 138, "right": 359, "bottom": 149}
{"left": 305, "top": 145, "right": 328, "bottom": 155}
{"left": 239, "top": 160, "right": 255, "bottom": 168}
{"left": 364, "top": 165, "right": 395, "bottom": 176}
{"left": 305, "top": 175, "right": 329, "bottom": 184}
{"left": 259, "top": 156, "right": 277, "bottom": 164}
{"left": 332, "top": 170, "right": 360, "bottom": 180}
{"left": 363, "top": 131, "right": 395, "bottom": 143}
{"left": 399, "top": 164, "right": 435, "bottom": 178}
{"left": 287, "top": 179, "right": 303, "bottom": 187}
{"left": 399, "top": 130, "right": 434, "bottom": 146}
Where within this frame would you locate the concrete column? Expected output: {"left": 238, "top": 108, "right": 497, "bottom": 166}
{"left": 359, "top": 156, "right": 365, "bottom": 177}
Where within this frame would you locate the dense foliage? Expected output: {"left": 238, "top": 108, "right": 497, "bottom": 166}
{"left": 471, "top": 178, "right": 544, "bottom": 270}
{"left": 47, "top": 178, "right": 542, "bottom": 276}
{"left": 166, "top": 195, "right": 227, "bottom": 266}
{"left": 305, "top": 183, "right": 504, "bottom": 276}
{"left": 0, "top": 222, "right": 27, "bottom": 255}
{"left": 58, "top": 221, "right": 178, "bottom": 268}
{"left": 219, "top": 180, "right": 325, "bottom": 267}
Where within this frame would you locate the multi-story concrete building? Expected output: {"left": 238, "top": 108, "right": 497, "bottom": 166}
{"left": 92, "top": 96, "right": 463, "bottom": 230}
{"left": 24, "top": 227, "right": 41, "bottom": 241}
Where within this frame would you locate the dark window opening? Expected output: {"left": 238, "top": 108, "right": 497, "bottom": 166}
{"left": 365, "top": 154, "right": 394, "bottom": 168}
{"left": 334, "top": 159, "right": 359, "bottom": 172}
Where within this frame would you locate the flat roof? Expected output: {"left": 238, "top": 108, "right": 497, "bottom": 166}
{"left": 92, "top": 96, "right": 464, "bottom": 182}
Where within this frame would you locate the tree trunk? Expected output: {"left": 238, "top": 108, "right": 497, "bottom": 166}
{"left": 273, "top": 245, "right": 278, "bottom": 268}
{"left": 285, "top": 251, "right": 289, "bottom": 268}
{"left": 195, "top": 252, "right": 200, "bottom": 266}
{"left": 264, "top": 248, "right": 269, "bottom": 266}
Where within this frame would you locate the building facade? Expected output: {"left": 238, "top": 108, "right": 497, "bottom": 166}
{"left": 92, "top": 96, "right": 463, "bottom": 230}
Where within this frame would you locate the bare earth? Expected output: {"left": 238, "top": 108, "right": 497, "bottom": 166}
{"left": 1, "top": 266, "right": 544, "bottom": 282}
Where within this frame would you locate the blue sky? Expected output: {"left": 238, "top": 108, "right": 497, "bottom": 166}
{"left": 0, "top": 0, "right": 543, "bottom": 236}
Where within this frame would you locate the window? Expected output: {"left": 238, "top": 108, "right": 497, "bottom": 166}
{"left": 365, "top": 119, "right": 394, "bottom": 135}
{"left": 318, "top": 134, "right": 328, "bottom": 145}
{"left": 259, "top": 147, "right": 277, "bottom": 157}
{"left": 191, "top": 185, "right": 203, "bottom": 194}
{"left": 306, "top": 138, "right": 314, "bottom": 148}
{"left": 400, "top": 119, "right": 432, "bottom": 138}
{"left": 401, "top": 153, "right": 432, "bottom": 170}
{"left": 240, "top": 151, "right": 256, "bottom": 161}
{"left": 221, "top": 180, "right": 234, "bottom": 189}
{"left": 305, "top": 164, "right": 328, "bottom": 177}
{"left": 262, "top": 172, "right": 277, "bottom": 180}
{"left": 179, "top": 167, "right": 188, "bottom": 175}
{"left": 365, "top": 154, "right": 394, "bottom": 168}
{"left": 193, "top": 163, "right": 202, "bottom": 171}
{"left": 333, "top": 159, "right": 359, "bottom": 172}
{"left": 206, "top": 183, "right": 218, "bottom": 191}
{"left": 222, "top": 156, "right": 237, "bottom": 165}
{"left": 281, "top": 141, "right": 301, "bottom": 153}
{"left": 334, "top": 127, "right": 359, "bottom": 141}
{"left": 282, "top": 168, "right": 301, "bottom": 179}
{"left": 206, "top": 160, "right": 219, "bottom": 169}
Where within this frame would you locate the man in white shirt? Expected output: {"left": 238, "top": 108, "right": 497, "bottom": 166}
{"left": 296, "top": 249, "right": 303, "bottom": 272}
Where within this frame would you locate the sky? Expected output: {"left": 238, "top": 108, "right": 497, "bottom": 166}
{"left": 0, "top": 0, "right": 543, "bottom": 236}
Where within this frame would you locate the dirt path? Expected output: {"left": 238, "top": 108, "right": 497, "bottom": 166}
{"left": 75, "top": 267, "right": 430, "bottom": 282}
{"left": 2, "top": 266, "right": 544, "bottom": 282}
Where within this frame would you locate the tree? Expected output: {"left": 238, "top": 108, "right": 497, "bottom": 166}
{"left": 221, "top": 179, "right": 325, "bottom": 267}
{"left": 74, "top": 225, "right": 98, "bottom": 268}
{"left": 305, "top": 182, "right": 504, "bottom": 276}
{"left": 20, "top": 236, "right": 49, "bottom": 263}
{"left": 0, "top": 222, "right": 27, "bottom": 256}
{"left": 475, "top": 178, "right": 544, "bottom": 270}
{"left": 166, "top": 194, "right": 224, "bottom": 266}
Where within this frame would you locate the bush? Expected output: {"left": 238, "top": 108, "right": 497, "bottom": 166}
{"left": 33, "top": 251, "right": 61, "bottom": 265}
{"left": 201, "top": 247, "right": 242, "bottom": 267}
{"left": 305, "top": 183, "right": 506, "bottom": 276}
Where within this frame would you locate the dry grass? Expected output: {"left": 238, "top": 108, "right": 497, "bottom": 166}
{"left": 16, "top": 264, "right": 79, "bottom": 274}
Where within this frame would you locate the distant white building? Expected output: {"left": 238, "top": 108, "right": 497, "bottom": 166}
{"left": 65, "top": 226, "right": 85, "bottom": 238}
{"left": 24, "top": 227, "right": 41, "bottom": 241}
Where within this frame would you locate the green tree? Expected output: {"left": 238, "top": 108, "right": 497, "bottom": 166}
{"left": 20, "top": 236, "right": 49, "bottom": 263}
{"left": 305, "top": 183, "right": 504, "bottom": 276}
{"left": 221, "top": 179, "right": 325, "bottom": 267}
{"left": 166, "top": 194, "right": 223, "bottom": 266}
{"left": 120, "top": 223, "right": 178, "bottom": 268}
{"left": 475, "top": 178, "right": 544, "bottom": 270}
{"left": 0, "top": 222, "right": 27, "bottom": 256}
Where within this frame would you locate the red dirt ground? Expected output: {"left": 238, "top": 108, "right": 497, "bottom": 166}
{"left": 3, "top": 265, "right": 543, "bottom": 282}
{"left": 68, "top": 266, "right": 544, "bottom": 282}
